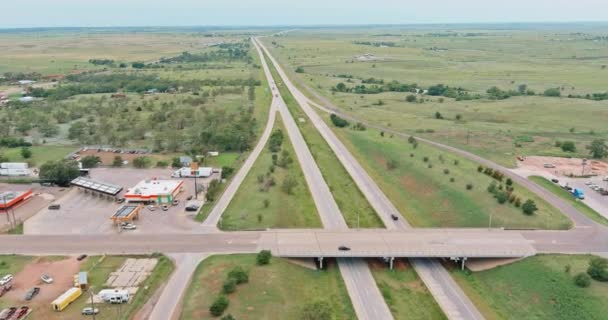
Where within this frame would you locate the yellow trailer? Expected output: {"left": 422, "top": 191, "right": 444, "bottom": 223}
{"left": 51, "top": 287, "right": 82, "bottom": 311}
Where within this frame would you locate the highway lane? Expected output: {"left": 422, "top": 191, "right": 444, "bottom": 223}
{"left": 256, "top": 37, "right": 485, "bottom": 320}
{"left": 252, "top": 38, "right": 394, "bottom": 320}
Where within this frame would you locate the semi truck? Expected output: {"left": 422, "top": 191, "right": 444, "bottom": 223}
{"left": 171, "top": 167, "right": 213, "bottom": 178}
{"left": 51, "top": 287, "right": 82, "bottom": 311}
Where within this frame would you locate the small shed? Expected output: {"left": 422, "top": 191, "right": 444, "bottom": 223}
{"left": 179, "top": 156, "right": 192, "bottom": 166}
{"left": 75, "top": 271, "right": 88, "bottom": 290}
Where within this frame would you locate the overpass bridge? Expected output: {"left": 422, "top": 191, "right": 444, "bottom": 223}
{"left": 0, "top": 229, "right": 535, "bottom": 269}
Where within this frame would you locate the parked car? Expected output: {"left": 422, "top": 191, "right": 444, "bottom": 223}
{"left": 148, "top": 205, "right": 157, "bottom": 211}
{"left": 185, "top": 205, "right": 199, "bottom": 212}
{"left": 0, "top": 275, "right": 13, "bottom": 286}
{"left": 585, "top": 181, "right": 594, "bottom": 185}
{"left": 551, "top": 178, "right": 559, "bottom": 183}
{"left": 186, "top": 195, "right": 193, "bottom": 201}
{"left": 122, "top": 223, "right": 137, "bottom": 230}
{"left": 543, "top": 163, "right": 555, "bottom": 168}
{"left": 40, "top": 274, "right": 53, "bottom": 284}
{"left": 24, "top": 287, "right": 40, "bottom": 301}
{"left": 603, "top": 176, "right": 608, "bottom": 181}
{"left": 391, "top": 214, "right": 399, "bottom": 221}
{"left": 161, "top": 205, "right": 169, "bottom": 211}
{"left": 338, "top": 246, "right": 351, "bottom": 251}
{"left": 116, "top": 198, "right": 125, "bottom": 204}
{"left": 48, "top": 204, "right": 60, "bottom": 210}
{"left": 81, "top": 307, "right": 99, "bottom": 315}
{"left": 172, "top": 199, "right": 179, "bottom": 206}
{"left": 77, "top": 254, "right": 88, "bottom": 261}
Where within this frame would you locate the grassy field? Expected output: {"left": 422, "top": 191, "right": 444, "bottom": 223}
{"left": 0, "top": 32, "right": 231, "bottom": 75}
{"left": 220, "top": 116, "right": 321, "bottom": 230}
{"left": 261, "top": 27, "right": 608, "bottom": 167}
{"left": 529, "top": 176, "right": 608, "bottom": 226}
{"left": 327, "top": 123, "right": 570, "bottom": 229}
{"left": 0, "top": 255, "right": 33, "bottom": 278}
{"left": 180, "top": 255, "right": 356, "bottom": 320}
{"left": 370, "top": 260, "right": 446, "bottom": 320}
{"left": 452, "top": 255, "right": 608, "bottom": 320}
{"left": 0, "top": 145, "right": 75, "bottom": 166}
{"left": 266, "top": 52, "right": 382, "bottom": 228}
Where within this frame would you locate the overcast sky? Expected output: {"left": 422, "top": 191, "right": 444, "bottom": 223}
{"left": 2, "top": 0, "right": 608, "bottom": 28}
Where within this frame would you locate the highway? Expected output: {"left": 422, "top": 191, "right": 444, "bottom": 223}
{"left": 255, "top": 37, "right": 485, "bottom": 320}
{"left": 252, "top": 38, "right": 394, "bottom": 320}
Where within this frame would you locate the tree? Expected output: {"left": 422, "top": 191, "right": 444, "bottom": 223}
{"left": 518, "top": 84, "right": 528, "bottom": 95}
{"left": 221, "top": 315, "right": 235, "bottom": 320}
{"left": 221, "top": 166, "right": 235, "bottom": 179}
{"left": 587, "top": 139, "right": 608, "bottom": 159}
{"left": 133, "top": 156, "right": 152, "bottom": 168}
{"left": 434, "top": 112, "right": 443, "bottom": 119}
{"left": 112, "top": 156, "right": 123, "bottom": 167}
{"left": 228, "top": 266, "right": 249, "bottom": 284}
{"left": 543, "top": 87, "right": 561, "bottom": 97}
{"left": 295, "top": 66, "right": 305, "bottom": 73}
{"left": 406, "top": 94, "right": 416, "bottom": 102}
{"left": 20, "top": 147, "right": 32, "bottom": 159}
{"left": 39, "top": 160, "right": 80, "bottom": 186}
{"left": 587, "top": 257, "right": 608, "bottom": 281}
{"left": 209, "top": 295, "right": 229, "bottom": 317}
{"left": 522, "top": 199, "right": 538, "bottom": 215}
{"left": 80, "top": 155, "right": 101, "bottom": 169}
{"left": 222, "top": 278, "right": 237, "bottom": 294}
{"left": 131, "top": 61, "right": 145, "bottom": 69}
{"left": 269, "top": 129, "right": 284, "bottom": 152}
{"left": 386, "top": 159, "right": 399, "bottom": 170}
{"left": 300, "top": 300, "right": 332, "bottom": 320}
{"left": 206, "top": 180, "right": 221, "bottom": 202}
{"left": 281, "top": 175, "right": 298, "bottom": 195}
{"left": 574, "top": 272, "right": 591, "bottom": 288}
{"left": 561, "top": 141, "right": 576, "bottom": 153}
{"left": 496, "top": 191, "right": 509, "bottom": 204}
{"left": 256, "top": 250, "right": 272, "bottom": 265}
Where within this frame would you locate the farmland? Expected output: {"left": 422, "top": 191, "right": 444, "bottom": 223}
{"left": 261, "top": 27, "right": 608, "bottom": 167}
{"left": 180, "top": 254, "right": 355, "bottom": 320}
{"left": 452, "top": 255, "right": 608, "bottom": 320}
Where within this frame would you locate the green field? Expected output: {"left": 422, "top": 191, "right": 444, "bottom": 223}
{"left": 0, "top": 145, "right": 75, "bottom": 166}
{"left": 529, "top": 176, "right": 608, "bottom": 226}
{"left": 261, "top": 28, "right": 608, "bottom": 167}
{"left": 370, "top": 260, "right": 446, "bottom": 320}
{"left": 453, "top": 255, "right": 608, "bottom": 320}
{"left": 266, "top": 52, "right": 382, "bottom": 228}
{"left": 180, "top": 255, "right": 355, "bottom": 320}
{"left": 220, "top": 116, "right": 321, "bottom": 230}
{"left": 328, "top": 123, "right": 570, "bottom": 229}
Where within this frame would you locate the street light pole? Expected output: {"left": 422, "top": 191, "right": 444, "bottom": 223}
{"left": 89, "top": 288, "right": 96, "bottom": 320}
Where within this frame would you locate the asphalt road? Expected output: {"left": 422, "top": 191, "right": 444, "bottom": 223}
{"left": 255, "top": 37, "right": 484, "bottom": 320}
{"left": 252, "top": 38, "right": 394, "bottom": 320}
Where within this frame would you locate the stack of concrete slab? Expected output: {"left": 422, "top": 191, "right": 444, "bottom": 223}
{"left": 105, "top": 258, "right": 157, "bottom": 288}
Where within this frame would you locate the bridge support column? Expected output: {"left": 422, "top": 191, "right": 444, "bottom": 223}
{"left": 318, "top": 257, "right": 324, "bottom": 270}
{"left": 461, "top": 257, "right": 467, "bottom": 270}
{"left": 389, "top": 257, "right": 395, "bottom": 270}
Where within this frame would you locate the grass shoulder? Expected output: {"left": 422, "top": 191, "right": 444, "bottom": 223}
{"left": 180, "top": 254, "right": 355, "bottom": 320}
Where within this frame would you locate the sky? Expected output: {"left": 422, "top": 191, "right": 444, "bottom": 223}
{"left": 3, "top": 0, "right": 608, "bottom": 28}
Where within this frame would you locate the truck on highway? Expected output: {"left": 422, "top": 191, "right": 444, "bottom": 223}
{"left": 572, "top": 188, "right": 585, "bottom": 200}
{"left": 0, "top": 168, "right": 30, "bottom": 176}
{"left": 51, "top": 287, "right": 82, "bottom": 311}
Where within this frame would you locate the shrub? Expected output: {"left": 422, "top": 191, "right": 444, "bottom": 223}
{"left": 387, "top": 159, "right": 399, "bottom": 170}
{"left": 522, "top": 199, "right": 538, "bottom": 215}
{"left": 423, "top": 156, "right": 429, "bottom": 162}
{"left": 210, "top": 295, "right": 229, "bottom": 316}
{"left": 133, "top": 156, "right": 152, "bottom": 168}
{"left": 257, "top": 250, "right": 272, "bottom": 265}
{"left": 410, "top": 153, "right": 414, "bottom": 157}
{"left": 477, "top": 165, "right": 483, "bottom": 172}
{"left": 228, "top": 266, "right": 249, "bottom": 284}
{"left": 295, "top": 66, "right": 305, "bottom": 73}
{"left": 112, "top": 156, "right": 124, "bottom": 167}
{"left": 543, "top": 87, "right": 561, "bottom": 97}
{"left": 454, "top": 160, "right": 459, "bottom": 166}
{"left": 281, "top": 175, "right": 298, "bottom": 195}
{"left": 406, "top": 94, "right": 417, "bottom": 102}
{"left": 450, "top": 177, "right": 455, "bottom": 182}
{"left": 221, "top": 315, "right": 236, "bottom": 320}
{"left": 434, "top": 111, "right": 443, "bottom": 119}
{"left": 443, "top": 169, "right": 450, "bottom": 175}
{"left": 466, "top": 183, "right": 473, "bottom": 190}
{"left": 221, "top": 166, "right": 235, "bottom": 179}
{"left": 496, "top": 192, "right": 509, "bottom": 204}
{"left": 587, "top": 257, "right": 608, "bottom": 281}
{"left": 561, "top": 141, "right": 576, "bottom": 152}
{"left": 427, "top": 164, "right": 433, "bottom": 168}
{"left": 156, "top": 160, "right": 169, "bottom": 168}
{"left": 509, "top": 194, "right": 516, "bottom": 203}
{"left": 408, "top": 136, "right": 416, "bottom": 144}
{"left": 300, "top": 301, "right": 332, "bottom": 320}
{"left": 487, "top": 181, "right": 497, "bottom": 194}
{"left": 574, "top": 272, "right": 591, "bottom": 288}
{"left": 515, "top": 197, "right": 522, "bottom": 207}
{"left": 330, "top": 114, "right": 349, "bottom": 128}
{"left": 222, "top": 278, "right": 237, "bottom": 294}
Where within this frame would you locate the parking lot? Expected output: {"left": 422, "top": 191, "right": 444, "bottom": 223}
{"left": 0, "top": 184, "right": 68, "bottom": 233}
{"left": 561, "top": 176, "right": 608, "bottom": 219}
{"left": 24, "top": 168, "right": 216, "bottom": 235}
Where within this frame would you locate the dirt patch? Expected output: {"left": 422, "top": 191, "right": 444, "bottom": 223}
{"left": 518, "top": 156, "right": 608, "bottom": 177}
{"left": 3, "top": 257, "right": 81, "bottom": 320}
{"left": 465, "top": 258, "right": 523, "bottom": 272}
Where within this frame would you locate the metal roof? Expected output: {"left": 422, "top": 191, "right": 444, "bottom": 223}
{"left": 112, "top": 205, "right": 139, "bottom": 218}
{"left": 71, "top": 177, "right": 123, "bottom": 196}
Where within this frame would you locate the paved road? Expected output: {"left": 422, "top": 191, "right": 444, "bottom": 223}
{"left": 202, "top": 98, "right": 278, "bottom": 228}
{"left": 149, "top": 253, "right": 208, "bottom": 320}
{"left": 252, "top": 38, "right": 394, "bottom": 320}
{"left": 256, "top": 37, "right": 485, "bottom": 320}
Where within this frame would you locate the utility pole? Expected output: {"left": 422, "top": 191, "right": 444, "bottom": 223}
{"left": 89, "top": 287, "right": 96, "bottom": 320}
{"left": 488, "top": 212, "right": 493, "bottom": 230}
{"left": 466, "top": 130, "right": 470, "bottom": 145}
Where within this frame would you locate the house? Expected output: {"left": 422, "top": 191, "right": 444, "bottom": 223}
{"left": 18, "top": 80, "right": 36, "bottom": 86}
{"left": 179, "top": 156, "right": 192, "bottom": 166}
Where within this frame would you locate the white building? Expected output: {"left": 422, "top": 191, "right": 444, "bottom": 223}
{"left": 124, "top": 179, "right": 183, "bottom": 204}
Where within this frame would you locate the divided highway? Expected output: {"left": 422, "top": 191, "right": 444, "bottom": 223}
{"left": 252, "top": 38, "right": 394, "bottom": 320}
{"left": 255, "top": 37, "right": 485, "bottom": 320}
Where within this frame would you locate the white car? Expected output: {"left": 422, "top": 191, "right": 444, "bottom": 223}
{"left": 604, "top": 176, "right": 608, "bottom": 182}
{"left": 147, "top": 205, "right": 157, "bottom": 211}
{"left": 585, "top": 181, "right": 593, "bottom": 185}
{"left": 122, "top": 223, "right": 137, "bottom": 230}
{"left": 41, "top": 274, "right": 53, "bottom": 284}
{"left": 0, "top": 275, "right": 13, "bottom": 286}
